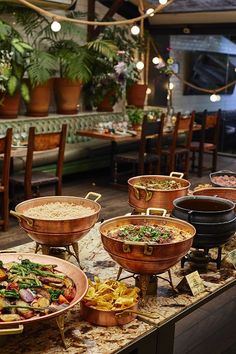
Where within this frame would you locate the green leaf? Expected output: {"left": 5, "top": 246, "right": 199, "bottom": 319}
{"left": 21, "top": 82, "right": 30, "bottom": 103}
{"left": 7, "top": 76, "right": 17, "bottom": 96}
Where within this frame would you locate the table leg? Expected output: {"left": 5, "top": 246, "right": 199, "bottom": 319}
{"left": 156, "top": 323, "right": 175, "bottom": 354}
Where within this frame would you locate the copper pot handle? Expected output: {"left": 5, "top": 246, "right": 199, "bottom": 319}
{"left": 133, "top": 186, "right": 153, "bottom": 202}
{"left": 116, "top": 309, "right": 159, "bottom": 320}
{"left": 10, "top": 210, "right": 34, "bottom": 227}
{"left": 0, "top": 325, "right": 24, "bottom": 336}
{"left": 170, "top": 171, "right": 184, "bottom": 179}
{"left": 85, "top": 192, "right": 101, "bottom": 202}
{"left": 146, "top": 208, "right": 167, "bottom": 217}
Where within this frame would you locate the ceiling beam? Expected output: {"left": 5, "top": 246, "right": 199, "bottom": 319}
{"left": 149, "top": 23, "right": 236, "bottom": 36}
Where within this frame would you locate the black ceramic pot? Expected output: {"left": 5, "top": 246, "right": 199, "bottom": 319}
{"left": 171, "top": 196, "right": 236, "bottom": 248}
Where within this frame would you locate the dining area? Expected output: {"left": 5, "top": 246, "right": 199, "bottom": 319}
{"left": 0, "top": 107, "right": 223, "bottom": 234}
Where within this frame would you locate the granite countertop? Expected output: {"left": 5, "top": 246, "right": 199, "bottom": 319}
{"left": 0, "top": 224, "right": 235, "bottom": 354}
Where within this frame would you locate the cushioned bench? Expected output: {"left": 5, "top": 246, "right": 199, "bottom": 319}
{"left": 0, "top": 112, "right": 140, "bottom": 176}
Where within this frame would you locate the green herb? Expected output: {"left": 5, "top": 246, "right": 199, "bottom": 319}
{"left": 49, "top": 289, "right": 63, "bottom": 302}
{"left": 0, "top": 289, "right": 19, "bottom": 299}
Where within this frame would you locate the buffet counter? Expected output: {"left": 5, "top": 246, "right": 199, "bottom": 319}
{"left": 1, "top": 223, "right": 235, "bottom": 354}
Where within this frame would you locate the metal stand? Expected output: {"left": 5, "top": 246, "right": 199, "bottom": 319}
{"left": 35, "top": 242, "right": 81, "bottom": 267}
{"left": 181, "top": 247, "right": 223, "bottom": 270}
{"left": 117, "top": 267, "right": 176, "bottom": 299}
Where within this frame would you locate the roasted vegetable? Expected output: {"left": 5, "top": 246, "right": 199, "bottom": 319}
{"left": 0, "top": 268, "right": 7, "bottom": 282}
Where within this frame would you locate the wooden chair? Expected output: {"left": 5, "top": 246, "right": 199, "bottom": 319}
{"left": 0, "top": 128, "right": 13, "bottom": 231}
{"left": 190, "top": 109, "right": 221, "bottom": 177}
{"left": 113, "top": 114, "right": 165, "bottom": 184}
{"left": 10, "top": 124, "right": 67, "bottom": 200}
{"left": 161, "top": 112, "right": 195, "bottom": 178}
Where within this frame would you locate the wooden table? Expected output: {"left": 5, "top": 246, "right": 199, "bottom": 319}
{"left": 1, "top": 224, "right": 235, "bottom": 354}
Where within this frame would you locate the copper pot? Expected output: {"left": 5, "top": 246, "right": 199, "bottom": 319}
{"left": 10, "top": 193, "right": 101, "bottom": 246}
{"left": 80, "top": 301, "right": 139, "bottom": 326}
{"left": 0, "top": 253, "right": 88, "bottom": 329}
{"left": 128, "top": 172, "right": 190, "bottom": 213}
{"left": 193, "top": 187, "right": 236, "bottom": 212}
{"left": 99, "top": 211, "right": 196, "bottom": 275}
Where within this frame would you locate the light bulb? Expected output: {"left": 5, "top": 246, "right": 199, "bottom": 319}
{"left": 152, "top": 57, "right": 160, "bottom": 65}
{"left": 146, "top": 88, "right": 152, "bottom": 95}
{"left": 51, "top": 20, "right": 61, "bottom": 32}
{"left": 210, "top": 94, "right": 218, "bottom": 102}
{"left": 216, "top": 94, "right": 221, "bottom": 102}
{"left": 146, "top": 8, "right": 155, "bottom": 17}
{"left": 136, "top": 61, "right": 144, "bottom": 70}
{"left": 131, "top": 25, "right": 140, "bottom": 35}
{"left": 159, "top": 0, "right": 168, "bottom": 5}
{"left": 169, "top": 82, "right": 174, "bottom": 90}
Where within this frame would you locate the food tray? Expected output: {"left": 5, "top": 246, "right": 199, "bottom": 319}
{"left": 209, "top": 170, "right": 236, "bottom": 188}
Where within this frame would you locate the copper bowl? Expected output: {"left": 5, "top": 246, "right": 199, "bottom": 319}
{"left": 10, "top": 193, "right": 101, "bottom": 247}
{"left": 128, "top": 172, "right": 190, "bottom": 212}
{"left": 193, "top": 187, "right": 236, "bottom": 212}
{"left": 0, "top": 253, "right": 88, "bottom": 328}
{"left": 99, "top": 214, "right": 196, "bottom": 275}
{"left": 80, "top": 301, "right": 138, "bottom": 326}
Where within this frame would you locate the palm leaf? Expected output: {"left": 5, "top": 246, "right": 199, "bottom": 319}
{"left": 87, "top": 39, "right": 118, "bottom": 60}
{"left": 27, "top": 50, "right": 56, "bottom": 86}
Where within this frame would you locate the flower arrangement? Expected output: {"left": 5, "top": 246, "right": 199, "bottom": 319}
{"left": 0, "top": 50, "right": 13, "bottom": 93}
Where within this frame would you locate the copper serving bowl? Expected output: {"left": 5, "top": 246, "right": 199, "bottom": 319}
{"left": 99, "top": 212, "right": 196, "bottom": 275}
{"left": 128, "top": 172, "right": 190, "bottom": 212}
{"left": 193, "top": 187, "right": 236, "bottom": 212}
{"left": 80, "top": 301, "right": 139, "bottom": 326}
{"left": 0, "top": 253, "right": 88, "bottom": 328}
{"left": 10, "top": 193, "right": 101, "bottom": 247}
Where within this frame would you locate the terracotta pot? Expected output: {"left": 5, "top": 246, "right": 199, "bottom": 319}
{"left": 26, "top": 79, "right": 53, "bottom": 117}
{"left": 54, "top": 78, "right": 82, "bottom": 114}
{"left": 97, "top": 92, "right": 114, "bottom": 112}
{"left": 127, "top": 83, "right": 148, "bottom": 108}
{"left": 0, "top": 92, "right": 21, "bottom": 119}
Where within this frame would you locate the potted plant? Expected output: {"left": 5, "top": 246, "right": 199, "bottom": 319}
{"left": 12, "top": 9, "right": 57, "bottom": 116}
{"left": 126, "top": 106, "right": 144, "bottom": 130}
{"left": 84, "top": 26, "right": 145, "bottom": 112}
{"left": 47, "top": 22, "right": 117, "bottom": 114}
{"left": 0, "top": 20, "right": 32, "bottom": 118}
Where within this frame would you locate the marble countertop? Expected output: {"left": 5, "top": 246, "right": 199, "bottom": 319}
{"left": 0, "top": 224, "right": 235, "bottom": 354}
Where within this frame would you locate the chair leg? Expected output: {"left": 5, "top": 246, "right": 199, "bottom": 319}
{"left": 198, "top": 150, "right": 204, "bottom": 178}
{"left": 113, "top": 161, "right": 118, "bottom": 184}
{"left": 2, "top": 191, "right": 9, "bottom": 231}
{"left": 183, "top": 152, "right": 190, "bottom": 179}
{"left": 56, "top": 181, "right": 62, "bottom": 196}
{"left": 212, "top": 150, "right": 217, "bottom": 172}
{"left": 191, "top": 151, "right": 196, "bottom": 171}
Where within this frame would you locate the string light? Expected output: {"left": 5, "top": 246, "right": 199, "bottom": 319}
{"left": 210, "top": 94, "right": 218, "bottom": 102}
{"left": 51, "top": 20, "right": 61, "bottom": 32}
{"left": 146, "top": 88, "right": 152, "bottom": 94}
{"left": 159, "top": 0, "right": 168, "bottom": 5}
{"left": 136, "top": 61, "right": 145, "bottom": 70}
{"left": 152, "top": 57, "right": 160, "bottom": 64}
{"left": 146, "top": 8, "right": 155, "bottom": 17}
{"left": 131, "top": 25, "right": 140, "bottom": 35}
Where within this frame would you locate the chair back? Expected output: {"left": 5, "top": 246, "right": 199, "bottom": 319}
{"left": 0, "top": 128, "right": 12, "bottom": 189}
{"left": 170, "top": 111, "right": 195, "bottom": 153}
{"left": 139, "top": 114, "right": 165, "bottom": 170}
{"left": 0, "top": 128, "right": 12, "bottom": 230}
{"left": 24, "top": 124, "right": 67, "bottom": 193}
{"left": 200, "top": 109, "right": 221, "bottom": 147}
